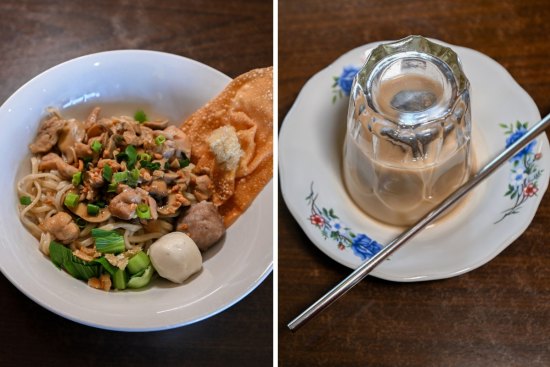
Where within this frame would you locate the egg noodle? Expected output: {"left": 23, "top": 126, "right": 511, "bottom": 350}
{"left": 17, "top": 155, "right": 175, "bottom": 256}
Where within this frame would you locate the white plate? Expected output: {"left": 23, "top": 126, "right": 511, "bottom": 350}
{"left": 279, "top": 40, "right": 549, "bottom": 282}
{"left": 0, "top": 50, "right": 272, "bottom": 331}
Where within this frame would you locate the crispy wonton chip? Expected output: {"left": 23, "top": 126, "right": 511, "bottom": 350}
{"left": 181, "top": 67, "right": 273, "bottom": 227}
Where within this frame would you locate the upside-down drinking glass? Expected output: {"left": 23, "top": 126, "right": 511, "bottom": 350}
{"left": 343, "top": 35, "right": 472, "bottom": 226}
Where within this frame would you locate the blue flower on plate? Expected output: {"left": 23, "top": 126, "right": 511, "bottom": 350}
{"left": 351, "top": 233, "right": 382, "bottom": 261}
{"left": 307, "top": 183, "right": 384, "bottom": 260}
{"left": 509, "top": 166, "right": 527, "bottom": 188}
{"left": 496, "top": 121, "right": 543, "bottom": 223}
{"left": 337, "top": 65, "right": 361, "bottom": 96}
{"left": 506, "top": 128, "right": 536, "bottom": 161}
{"left": 327, "top": 218, "right": 347, "bottom": 236}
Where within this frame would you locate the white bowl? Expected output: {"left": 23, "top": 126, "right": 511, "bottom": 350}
{"left": 0, "top": 50, "right": 273, "bottom": 331}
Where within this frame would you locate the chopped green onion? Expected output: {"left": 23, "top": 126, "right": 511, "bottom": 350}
{"left": 127, "top": 168, "right": 140, "bottom": 187}
{"left": 19, "top": 196, "right": 32, "bottom": 205}
{"left": 75, "top": 217, "right": 87, "bottom": 229}
{"left": 113, "top": 268, "right": 128, "bottom": 290}
{"left": 134, "top": 110, "right": 147, "bottom": 123}
{"left": 115, "top": 152, "right": 127, "bottom": 163}
{"left": 140, "top": 160, "right": 161, "bottom": 171}
{"left": 91, "top": 228, "right": 125, "bottom": 254}
{"left": 127, "top": 251, "right": 151, "bottom": 274}
{"left": 64, "top": 193, "right": 80, "bottom": 208}
{"left": 116, "top": 145, "right": 138, "bottom": 168}
{"left": 72, "top": 171, "right": 82, "bottom": 186}
{"left": 83, "top": 157, "right": 92, "bottom": 171}
{"left": 164, "top": 160, "right": 171, "bottom": 170}
{"left": 107, "top": 182, "right": 118, "bottom": 193}
{"left": 125, "top": 145, "right": 138, "bottom": 169}
{"left": 138, "top": 152, "right": 151, "bottom": 162}
{"left": 136, "top": 203, "right": 151, "bottom": 219}
{"left": 91, "top": 140, "right": 102, "bottom": 153}
{"left": 112, "top": 171, "right": 128, "bottom": 183}
{"left": 93, "top": 200, "right": 106, "bottom": 208}
{"left": 178, "top": 157, "right": 190, "bottom": 168}
{"left": 127, "top": 265, "right": 154, "bottom": 289}
{"left": 155, "top": 135, "right": 166, "bottom": 145}
{"left": 102, "top": 164, "right": 112, "bottom": 182}
{"left": 87, "top": 203, "right": 100, "bottom": 216}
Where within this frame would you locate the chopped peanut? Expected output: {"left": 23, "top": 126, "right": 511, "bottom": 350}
{"left": 88, "top": 277, "right": 101, "bottom": 289}
{"left": 100, "top": 274, "right": 112, "bottom": 292}
{"left": 87, "top": 274, "right": 112, "bottom": 292}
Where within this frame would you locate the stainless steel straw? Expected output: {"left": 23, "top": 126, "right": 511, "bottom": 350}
{"left": 288, "top": 113, "right": 550, "bottom": 331}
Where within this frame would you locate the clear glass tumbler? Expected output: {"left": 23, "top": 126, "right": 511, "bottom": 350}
{"left": 343, "top": 35, "right": 472, "bottom": 226}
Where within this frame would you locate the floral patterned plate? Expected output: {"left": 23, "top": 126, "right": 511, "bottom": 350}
{"left": 279, "top": 39, "right": 549, "bottom": 282}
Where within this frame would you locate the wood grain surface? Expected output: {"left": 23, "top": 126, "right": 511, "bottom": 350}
{"left": 0, "top": 1, "right": 273, "bottom": 366}
{"left": 279, "top": 0, "right": 550, "bottom": 366}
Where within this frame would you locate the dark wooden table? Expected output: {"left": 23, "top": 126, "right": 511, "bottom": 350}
{"left": 279, "top": 1, "right": 550, "bottom": 366}
{"left": 0, "top": 1, "right": 273, "bottom": 366}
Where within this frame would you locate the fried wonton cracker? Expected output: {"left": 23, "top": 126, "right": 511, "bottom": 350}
{"left": 181, "top": 66, "right": 273, "bottom": 227}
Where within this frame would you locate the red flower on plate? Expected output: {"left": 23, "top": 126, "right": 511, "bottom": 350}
{"left": 309, "top": 214, "right": 325, "bottom": 227}
{"left": 338, "top": 243, "right": 345, "bottom": 251}
{"left": 523, "top": 183, "right": 538, "bottom": 197}
{"left": 534, "top": 152, "right": 542, "bottom": 160}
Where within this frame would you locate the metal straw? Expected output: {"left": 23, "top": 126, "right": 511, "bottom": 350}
{"left": 288, "top": 113, "right": 550, "bottom": 331}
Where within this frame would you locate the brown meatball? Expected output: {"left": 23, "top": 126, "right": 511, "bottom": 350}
{"left": 176, "top": 201, "right": 225, "bottom": 251}
{"left": 43, "top": 212, "right": 80, "bottom": 244}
